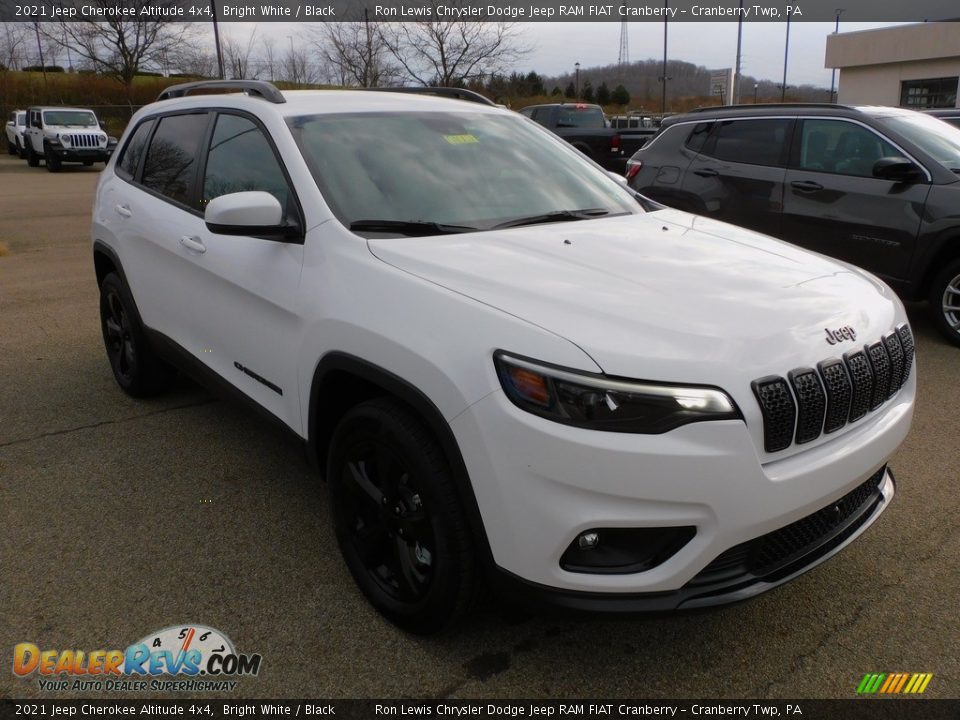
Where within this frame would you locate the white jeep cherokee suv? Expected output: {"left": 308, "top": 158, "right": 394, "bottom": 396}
{"left": 91, "top": 81, "right": 915, "bottom": 633}
{"left": 25, "top": 106, "right": 113, "bottom": 171}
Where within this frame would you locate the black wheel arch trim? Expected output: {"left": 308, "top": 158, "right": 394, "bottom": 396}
{"left": 308, "top": 352, "right": 495, "bottom": 569}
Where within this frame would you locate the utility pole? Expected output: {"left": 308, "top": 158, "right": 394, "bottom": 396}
{"left": 829, "top": 9, "right": 844, "bottom": 103}
{"left": 781, "top": 13, "right": 791, "bottom": 102}
{"left": 733, "top": 0, "right": 743, "bottom": 104}
{"left": 211, "top": 1, "right": 225, "bottom": 79}
{"left": 32, "top": 22, "right": 46, "bottom": 86}
{"left": 660, "top": 0, "right": 669, "bottom": 115}
{"left": 364, "top": 7, "right": 374, "bottom": 87}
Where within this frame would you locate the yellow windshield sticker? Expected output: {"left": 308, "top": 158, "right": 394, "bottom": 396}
{"left": 444, "top": 134, "right": 479, "bottom": 145}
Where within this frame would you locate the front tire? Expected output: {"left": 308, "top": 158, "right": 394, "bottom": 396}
{"left": 930, "top": 259, "right": 960, "bottom": 347}
{"left": 45, "top": 148, "right": 61, "bottom": 172}
{"left": 327, "top": 398, "right": 476, "bottom": 634}
{"left": 99, "top": 273, "right": 170, "bottom": 396}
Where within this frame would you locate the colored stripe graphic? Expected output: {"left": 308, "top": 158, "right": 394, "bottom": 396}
{"left": 857, "top": 672, "right": 933, "bottom": 694}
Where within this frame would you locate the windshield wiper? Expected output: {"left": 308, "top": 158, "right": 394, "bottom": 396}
{"left": 350, "top": 219, "right": 479, "bottom": 236}
{"left": 493, "top": 208, "right": 611, "bottom": 229}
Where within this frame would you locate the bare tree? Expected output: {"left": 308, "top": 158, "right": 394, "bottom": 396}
{"left": 223, "top": 26, "right": 259, "bottom": 80}
{"left": 49, "top": 5, "right": 194, "bottom": 97}
{"left": 309, "top": 17, "right": 399, "bottom": 88}
{"left": 177, "top": 46, "right": 218, "bottom": 79}
{"left": 281, "top": 44, "right": 317, "bottom": 86}
{"left": 0, "top": 22, "right": 30, "bottom": 70}
{"left": 381, "top": 14, "right": 529, "bottom": 87}
{"left": 261, "top": 36, "right": 277, "bottom": 82}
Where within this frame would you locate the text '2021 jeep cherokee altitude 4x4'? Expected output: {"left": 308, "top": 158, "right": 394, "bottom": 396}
{"left": 92, "top": 81, "right": 915, "bottom": 633}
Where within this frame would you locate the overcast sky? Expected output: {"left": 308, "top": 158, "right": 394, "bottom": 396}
{"left": 224, "top": 21, "right": 906, "bottom": 89}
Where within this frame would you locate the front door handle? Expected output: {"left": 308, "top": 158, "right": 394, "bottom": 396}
{"left": 114, "top": 204, "right": 132, "bottom": 218}
{"left": 179, "top": 236, "right": 206, "bottom": 254}
{"left": 693, "top": 167, "right": 719, "bottom": 178}
{"left": 790, "top": 180, "right": 824, "bottom": 192}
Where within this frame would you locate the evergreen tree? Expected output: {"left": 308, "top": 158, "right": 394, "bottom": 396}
{"left": 551, "top": 86, "right": 563, "bottom": 96}
{"left": 611, "top": 84, "right": 630, "bottom": 106}
{"left": 596, "top": 81, "right": 611, "bottom": 105}
{"left": 582, "top": 81, "right": 594, "bottom": 103}
{"left": 564, "top": 82, "right": 576, "bottom": 99}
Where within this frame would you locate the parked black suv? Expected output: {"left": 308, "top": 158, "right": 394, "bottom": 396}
{"left": 627, "top": 104, "right": 960, "bottom": 345}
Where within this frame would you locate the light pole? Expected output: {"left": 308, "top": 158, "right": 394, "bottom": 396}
{"left": 829, "top": 9, "right": 845, "bottom": 103}
{"left": 781, "top": 13, "right": 791, "bottom": 102}
{"left": 575, "top": 62, "right": 580, "bottom": 100}
{"left": 660, "top": 0, "right": 669, "bottom": 115}
{"left": 211, "top": 0, "right": 225, "bottom": 80}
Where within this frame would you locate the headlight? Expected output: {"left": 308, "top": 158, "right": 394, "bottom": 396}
{"left": 494, "top": 351, "right": 741, "bottom": 434}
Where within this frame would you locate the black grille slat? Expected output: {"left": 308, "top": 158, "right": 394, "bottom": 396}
{"left": 751, "top": 376, "right": 796, "bottom": 453}
{"left": 897, "top": 325, "right": 914, "bottom": 387}
{"left": 866, "top": 342, "right": 891, "bottom": 410}
{"left": 68, "top": 133, "right": 98, "bottom": 148}
{"left": 690, "top": 467, "right": 886, "bottom": 586}
{"left": 789, "top": 368, "right": 826, "bottom": 444}
{"left": 844, "top": 351, "right": 874, "bottom": 422}
{"left": 883, "top": 333, "right": 905, "bottom": 397}
{"left": 818, "top": 359, "right": 852, "bottom": 434}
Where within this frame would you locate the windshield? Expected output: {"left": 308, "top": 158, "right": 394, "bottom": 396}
{"left": 43, "top": 110, "right": 98, "bottom": 127}
{"left": 287, "top": 111, "right": 638, "bottom": 235}
{"left": 877, "top": 112, "right": 960, "bottom": 172}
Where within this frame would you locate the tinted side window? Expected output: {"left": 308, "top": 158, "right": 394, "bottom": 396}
{"left": 684, "top": 122, "right": 713, "bottom": 153}
{"left": 202, "top": 114, "right": 292, "bottom": 218}
{"left": 796, "top": 119, "right": 899, "bottom": 178}
{"left": 116, "top": 119, "right": 154, "bottom": 181}
{"left": 141, "top": 113, "right": 209, "bottom": 208}
{"left": 702, "top": 119, "right": 791, "bottom": 167}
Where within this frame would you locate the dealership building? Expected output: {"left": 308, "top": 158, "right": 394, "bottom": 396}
{"left": 825, "top": 22, "right": 960, "bottom": 108}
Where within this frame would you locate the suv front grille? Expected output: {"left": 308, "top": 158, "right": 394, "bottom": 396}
{"left": 65, "top": 133, "right": 99, "bottom": 148}
{"left": 752, "top": 325, "right": 913, "bottom": 453}
{"left": 688, "top": 466, "right": 887, "bottom": 587}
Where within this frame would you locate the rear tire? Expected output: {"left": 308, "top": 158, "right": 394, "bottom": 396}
{"left": 6, "top": 140, "right": 15, "bottom": 155}
{"left": 17, "top": 139, "right": 27, "bottom": 159}
{"left": 99, "top": 272, "right": 171, "bottom": 397}
{"left": 26, "top": 143, "right": 39, "bottom": 167}
{"left": 929, "top": 258, "right": 960, "bottom": 347}
{"left": 327, "top": 398, "right": 476, "bottom": 634}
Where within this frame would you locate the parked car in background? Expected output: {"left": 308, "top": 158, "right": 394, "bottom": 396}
{"left": 24, "top": 106, "right": 115, "bottom": 172}
{"left": 518, "top": 102, "right": 649, "bottom": 171}
{"left": 627, "top": 103, "right": 960, "bottom": 346}
{"left": 6, "top": 110, "right": 27, "bottom": 157}
{"left": 92, "top": 81, "right": 913, "bottom": 632}
{"left": 924, "top": 108, "right": 960, "bottom": 130}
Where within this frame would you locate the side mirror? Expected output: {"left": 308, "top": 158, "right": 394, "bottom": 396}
{"left": 205, "top": 191, "right": 297, "bottom": 241}
{"left": 5, "top": 121, "right": 12, "bottom": 128}
{"left": 873, "top": 157, "right": 924, "bottom": 183}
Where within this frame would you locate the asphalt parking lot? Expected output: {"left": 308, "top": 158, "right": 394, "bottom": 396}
{"left": 1, "top": 153, "right": 958, "bottom": 701}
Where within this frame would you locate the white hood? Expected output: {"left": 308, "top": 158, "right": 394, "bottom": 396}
{"left": 368, "top": 208, "right": 903, "bottom": 392}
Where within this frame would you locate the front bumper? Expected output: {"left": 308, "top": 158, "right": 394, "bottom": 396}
{"left": 490, "top": 467, "right": 895, "bottom": 611}
{"left": 48, "top": 145, "right": 112, "bottom": 162}
{"left": 450, "top": 375, "right": 913, "bottom": 599}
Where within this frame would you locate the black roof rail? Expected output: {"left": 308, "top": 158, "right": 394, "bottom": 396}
{"left": 687, "top": 102, "right": 854, "bottom": 113}
{"left": 157, "top": 80, "right": 286, "bottom": 104}
{"left": 363, "top": 86, "right": 496, "bottom": 107}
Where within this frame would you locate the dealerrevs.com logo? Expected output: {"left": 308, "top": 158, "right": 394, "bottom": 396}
{"left": 13, "top": 624, "right": 262, "bottom": 693}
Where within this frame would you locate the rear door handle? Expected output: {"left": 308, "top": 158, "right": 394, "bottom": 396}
{"left": 114, "top": 204, "right": 132, "bottom": 218}
{"left": 693, "top": 168, "right": 719, "bottom": 178}
{"left": 179, "top": 236, "right": 206, "bottom": 254}
{"left": 790, "top": 180, "right": 824, "bottom": 192}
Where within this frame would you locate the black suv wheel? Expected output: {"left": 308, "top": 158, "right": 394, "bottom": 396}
{"left": 327, "top": 398, "right": 476, "bottom": 633}
{"left": 26, "top": 142, "right": 39, "bottom": 167}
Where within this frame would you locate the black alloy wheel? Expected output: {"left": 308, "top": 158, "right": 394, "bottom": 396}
{"left": 328, "top": 399, "right": 475, "bottom": 633}
{"left": 98, "top": 272, "right": 170, "bottom": 396}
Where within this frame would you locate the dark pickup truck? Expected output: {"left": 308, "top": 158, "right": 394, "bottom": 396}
{"left": 518, "top": 103, "right": 653, "bottom": 173}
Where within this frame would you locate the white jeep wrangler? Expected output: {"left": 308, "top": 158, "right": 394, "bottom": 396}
{"left": 25, "top": 106, "right": 114, "bottom": 172}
